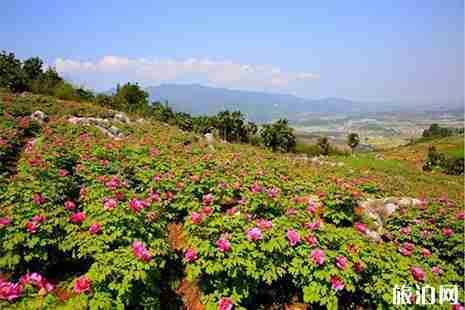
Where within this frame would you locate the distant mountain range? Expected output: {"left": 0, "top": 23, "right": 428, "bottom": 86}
{"left": 145, "top": 84, "right": 364, "bottom": 123}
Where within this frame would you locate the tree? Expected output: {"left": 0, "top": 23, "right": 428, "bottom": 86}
{"left": 0, "top": 51, "right": 27, "bottom": 92}
{"left": 317, "top": 137, "right": 330, "bottom": 155}
{"left": 31, "top": 67, "right": 63, "bottom": 95}
{"left": 260, "top": 119, "right": 296, "bottom": 152}
{"left": 23, "top": 57, "right": 44, "bottom": 84}
{"left": 347, "top": 133, "right": 360, "bottom": 153}
{"left": 113, "top": 82, "right": 149, "bottom": 112}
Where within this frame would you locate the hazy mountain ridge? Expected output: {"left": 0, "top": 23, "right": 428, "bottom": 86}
{"left": 145, "top": 84, "right": 362, "bottom": 122}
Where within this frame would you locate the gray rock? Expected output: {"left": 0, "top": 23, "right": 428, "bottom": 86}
{"left": 205, "top": 133, "right": 215, "bottom": 145}
{"left": 30, "top": 111, "right": 48, "bottom": 124}
{"left": 114, "top": 112, "right": 130, "bottom": 124}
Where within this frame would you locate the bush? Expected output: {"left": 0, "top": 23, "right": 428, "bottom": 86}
{"left": 260, "top": 119, "right": 296, "bottom": 152}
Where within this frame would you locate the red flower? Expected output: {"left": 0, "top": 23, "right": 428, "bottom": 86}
{"left": 32, "top": 193, "right": 46, "bottom": 205}
{"left": 128, "top": 199, "right": 148, "bottom": 213}
{"left": 103, "top": 198, "right": 117, "bottom": 210}
{"left": 26, "top": 222, "right": 38, "bottom": 233}
{"left": 58, "top": 169, "right": 69, "bottom": 177}
{"left": 335, "top": 256, "right": 348, "bottom": 270}
{"left": 202, "top": 194, "right": 215, "bottom": 206}
{"left": 431, "top": 266, "right": 443, "bottom": 276}
{"left": 191, "top": 212, "right": 203, "bottom": 224}
{"left": 304, "top": 235, "right": 318, "bottom": 247}
{"left": 0, "top": 217, "right": 11, "bottom": 227}
{"left": 0, "top": 281, "right": 22, "bottom": 301}
{"left": 218, "top": 297, "right": 234, "bottom": 310}
{"left": 74, "top": 275, "right": 91, "bottom": 294}
{"left": 69, "top": 212, "right": 86, "bottom": 223}
{"left": 64, "top": 201, "right": 76, "bottom": 211}
{"left": 184, "top": 248, "right": 198, "bottom": 262}
{"left": 410, "top": 267, "right": 426, "bottom": 281}
{"left": 89, "top": 223, "right": 102, "bottom": 234}
{"left": 442, "top": 227, "right": 454, "bottom": 238}
{"left": 420, "top": 248, "right": 431, "bottom": 257}
{"left": 256, "top": 219, "right": 272, "bottom": 230}
{"left": 202, "top": 207, "right": 214, "bottom": 216}
{"left": 353, "top": 262, "right": 365, "bottom": 273}
{"left": 216, "top": 238, "right": 231, "bottom": 253}
{"left": 246, "top": 228, "right": 263, "bottom": 241}
{"left": 330, "top": 276, "right": 344, "bottom": 291}
{"left": 287, "top": 229, "right": 300, "bottom": 246}
{"left": 132, "top": 240, "right": 152, "bottom": 262}
{"left": 310, "top": 249, "right": 325, "bottom": 266}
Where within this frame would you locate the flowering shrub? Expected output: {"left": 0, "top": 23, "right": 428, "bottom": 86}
{"left": 0, "top": 93, "right": 463, "bottom": 309}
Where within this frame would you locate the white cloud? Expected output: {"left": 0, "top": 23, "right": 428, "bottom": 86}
{"left": 54, "top": 56, "right": 319, "bottom": 92}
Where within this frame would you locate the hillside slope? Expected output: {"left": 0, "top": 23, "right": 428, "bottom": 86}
{"left": 0, "top": 91, "right": 463, "bottom": 309}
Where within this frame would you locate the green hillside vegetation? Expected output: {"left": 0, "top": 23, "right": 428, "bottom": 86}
{"left": 0, "top": 88, "right": 463, "bottom": 309}
{"left": 0, "top": 51, "right": 463, "bottom": 309}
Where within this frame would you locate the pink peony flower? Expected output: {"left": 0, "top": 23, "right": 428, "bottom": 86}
{"left": 267, "top": 187, "right": 280, "bottom": 198}
{"left": 399, "top": 247, "right": 413, "bottom": 256}
{"left": 89, "top": 223, "right": 102, "bottom": 234}
{"left": 420, "top": 230, "right": 431, "bottom": 238}
{"left": 250, "top": 183, "right": 263, "bottom": 193}
{"left": 310, "top": 249, "right": 325, "bottom": 266}
{"left": 202, "top": 194, "right": 214, "bottom": 206}
{"left": 218, "top": 297, "right": 234, "bottom": 310}
{"left": 335, "top": 256, "right": 348, "bottom": 270}
{"left": 115, "top": 191, "right": 126, "bottom": 201}
{"left": 353, "top": 262, "right": 365, "bottom": 273}
{"left": 191, "top": 212, "right": 203, "bottom": 224}
{"left": 330, "top": 276, "right": 344, "bottom": 291}
{"left": 0, "top": 217, "right": 11, "bottom": 227}
{"left": 74, "top": 275, "right": 91, "bottom": 293}
{"left": 128, "top": 198, "right": 148, "bottom": 213}
{"left": 246, "top": 227, "right": 263, "bottom": 241}
{"left": 31, "top": 215, "right": 46, "bottom": 223}
{"left": 69, "top": 212, "right": 86, "bottom": 223}
{"left": 307, "top": 204, "right": 317, "bottom": 214}
{"left": 26, "top": 221, "right": 38, "bottom": 233}
{"left": 305, "top": 220, "right": 321, "bottom": 231}
{"left": 287, "top": 229, "right": 300, "bottom": 246}
{"left": 0, "top": 281, "right": 22, "bottom": 301}
{"left": 184, "top": 248, "right": 198, "bottom": 262}
{"left": 256, "top": 219, "right": 272, "bottom": 230}
{"left": 226, "top": 207, "right": 239, "bottom": 216}
{"left": 286, "top": 208, "right": 298, "bottom": 216}
{"left": 456, "top": 211, "right": 465, "bottom": 220}
{"left": 403, "top": 242, "right": 415, "bottom": 251}
{"left": 304, "top": 235, "right": 318, "bottom": 246}
{"left": 132, "top": 240, "right": 152, "bottom": 262}
{"left": 442, "top": 227, "right": 454, "bottom": 238}
{"left": 105, "top": 175, "right": 120, "bottom": 189}
{"left": 400, "top": 226, "right": 411, "bottom": 235}
{"left": 64, "top": 201, "right": 76, "bottom": 211}
{"left": 202, "top": 206, "right": 214, "bottom": 216}
{"left": 21, "top": 273, "right": 54, "bottom": 292}
{"left": 431, "top": 266, "right": 443, "bottom": 276}
{"left": 452, "top": 304, "right": 465, "bottom": 310}
{"left": 420, "top": 248, "right": 431, "bottom": 257}
{"left": 153, "top": 174, "right": 161, "bottom": 182}
{"left": 103, "top": 198, "right": 118, "bottom": 210}
{"left": 410, "top": 267, "right": 426, "bottom": 281}
{"left": 32, "top": 193, "right": 46, "bottom": 205}
{"left": 165, "top": 191, "right": 174, "bottom": 201}
{"left": 149, "top": 191, "right": 161, "bottom": 203}
{"left": 216, "top": 238, "right": 231, "bottom": 253}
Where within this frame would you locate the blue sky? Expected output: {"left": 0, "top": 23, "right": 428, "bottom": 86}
{"left": 1, "top": 1, "right": 463, "bottom": 103}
